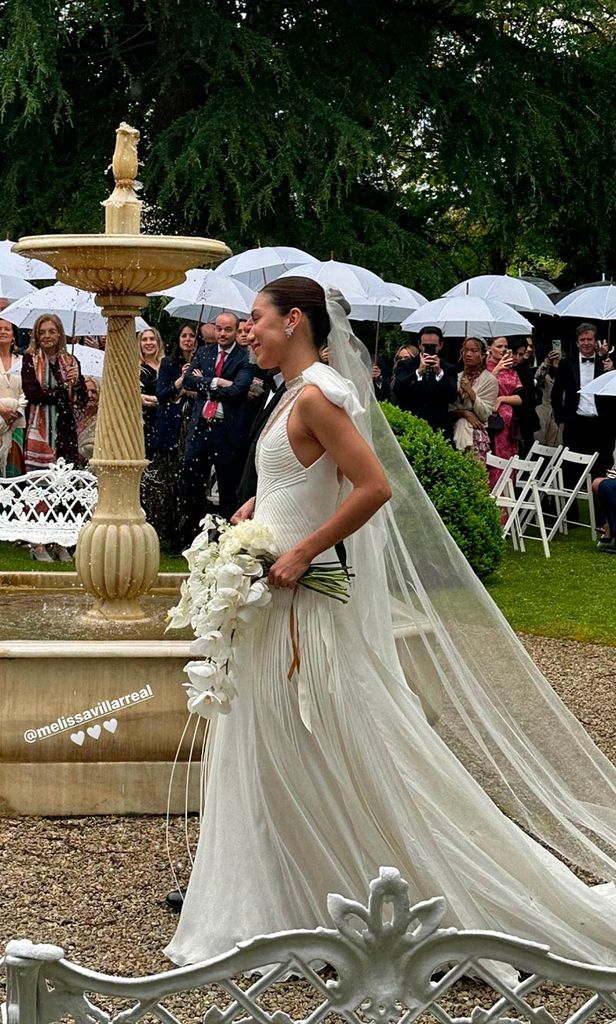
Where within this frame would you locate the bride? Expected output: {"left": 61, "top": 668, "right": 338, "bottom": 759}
{"left": 164, "top": 277, "right": 616, "bottom": 969}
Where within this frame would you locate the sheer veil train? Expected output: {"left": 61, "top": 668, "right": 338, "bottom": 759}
{"left": 322, "top": 290, "right": 616, "bottom": 882}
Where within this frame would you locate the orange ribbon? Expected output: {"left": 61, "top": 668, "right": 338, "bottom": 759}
{"left": 287, "top": 590, "right": 301, "bottom": 681}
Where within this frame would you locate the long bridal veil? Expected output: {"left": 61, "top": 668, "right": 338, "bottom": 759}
{"left": 324, "top": 290, "right": 616, "bottom": 882}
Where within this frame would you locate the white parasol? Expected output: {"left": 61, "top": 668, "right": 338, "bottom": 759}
{"left": 0, "top": 239, "right": 57, "bottom": 280}
{"left": 401, "top": 295, "right": 533, "bottom": 337}
{"left": 444, "top": 274, "right": 557, "bottom": 316}
{"left": 215, "top": 246, "right": 318, "bottom": 290}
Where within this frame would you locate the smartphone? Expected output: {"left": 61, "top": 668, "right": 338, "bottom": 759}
{"left": 423, "top": 343, "right": 438, "bottom": 356}
{"left": 552, "top": 339, "right": 562, "bottom": 353}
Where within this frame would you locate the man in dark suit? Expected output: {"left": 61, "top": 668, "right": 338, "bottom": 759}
{"left": 181, "top": 313, "right": 253, "bottom": 543}
{"left": 551, "top": 322, "right": 615, "bottom": 479}
{"left": 392, "top": 326, "right": 458, "bottom": 440}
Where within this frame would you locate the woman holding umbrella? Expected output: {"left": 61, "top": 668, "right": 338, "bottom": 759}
{"left": 21, "top": 313, "right": 87, "bottom": 561}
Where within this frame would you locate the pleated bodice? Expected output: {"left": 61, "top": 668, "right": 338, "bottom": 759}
{"left": 255, "top": 381, "right": 341, "bottom": 560}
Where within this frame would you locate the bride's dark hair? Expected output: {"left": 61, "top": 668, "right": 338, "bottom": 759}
{"left": 260, "top": 277, "right": 331, "bottom": 347}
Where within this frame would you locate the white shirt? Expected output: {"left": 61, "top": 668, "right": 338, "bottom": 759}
{"left": 577, "top": 354, "right": 598, "bottom": 417}
{"left": 264, "top": 372, "right": 284, "bottom": 407}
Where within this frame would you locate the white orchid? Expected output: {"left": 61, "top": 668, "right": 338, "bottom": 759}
{"left": 168, "top": 515, "right": 349, "bottom": 722}
{"left": 184, "top": 660, "right": 224, "bottom": 688}
{"left": 189, "top": 630, "right": 232, "bottom": 662}
{"left": 185, "top": 684, "right": 233, "bottom": 718}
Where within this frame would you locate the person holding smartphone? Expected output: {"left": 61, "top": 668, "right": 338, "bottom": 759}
{"left": 485, "top": 336, "right": 523, "bottom": 487}
{"left": 534, "top": 341, "right": 563, "bottom": 446}
{"left": 392, "top": 325, "right": 458, "bottom": 439}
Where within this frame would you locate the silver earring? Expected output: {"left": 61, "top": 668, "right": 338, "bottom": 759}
{"left": 284, "top": 326, "right": 294, "bottom": 337}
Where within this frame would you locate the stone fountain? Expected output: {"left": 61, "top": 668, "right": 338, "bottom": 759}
{"left": 0, "top": 124, "right": 227, "bottom": 816}
{"left": 13, "top": 122, "right": 230, "bottom": 621}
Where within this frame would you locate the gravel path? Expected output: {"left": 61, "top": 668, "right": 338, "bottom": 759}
{"left": 1, "top": 635, "right": 614, "bottom": 1022}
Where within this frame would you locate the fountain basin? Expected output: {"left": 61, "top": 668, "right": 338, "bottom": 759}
{"left": 13, "top": 234, "right": 230, "bottom": 295}
{"left": 0, "top": 573, "right": 202, "bottom": 816}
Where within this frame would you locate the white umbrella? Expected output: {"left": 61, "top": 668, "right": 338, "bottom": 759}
{"left": 0, "top": 273, "right": 37, "bottom": 302}
{"left": 555, "top": 285, "right": 616, "bottom": 321}
{"left": 71, "top": 344, "right": 105, "bottom": 378}
{"left": 0, "top": 239, "right": 57, "bottom": 280}
{"left": 148, "top": 268, "right": 210, "bottom": 300}
{"left": 349, "top": 281, "right": 427, "bottom": 322}
{"left": 401, "top": 296, "right": 533, "bottom": 337}
{"left": 215, "top": 246, "right": 318, "bottom": 290}
{"left": 278, "top": 260, "right": 398, "bottom": 305}
{"left": 3, "top": 284, "right": 149, "bottom": 337}
{"left": 164, "top": 272, "right": 256, "bottom": 322}
{"left": 444, "top": 275, "right": 557, "bottom": 316}
{"left": 579, "top": 369, "right": 616, "bottom": 398}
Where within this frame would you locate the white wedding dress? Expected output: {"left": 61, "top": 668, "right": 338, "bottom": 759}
{"left": 164, "top": 366, "right": 616, "bottom": 969}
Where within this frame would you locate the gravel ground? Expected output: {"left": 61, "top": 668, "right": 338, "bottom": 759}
{"left": 1, "top": 635, "right": 615, "bottom": 1022}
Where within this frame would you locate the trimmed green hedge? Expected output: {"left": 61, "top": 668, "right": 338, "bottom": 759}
{"left": 381, "top": 403, "right": 504, "bottom": 578}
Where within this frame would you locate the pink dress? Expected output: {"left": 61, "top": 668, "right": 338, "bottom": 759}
{"left": 487, "top": 357, "right": 521, "bottom": 489}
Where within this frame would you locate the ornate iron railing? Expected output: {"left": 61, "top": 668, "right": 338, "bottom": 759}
{"left": 0, "top": 458, "right": 97, "bottom": 546}
{"left": 3, "top": 868, "right": 616, "bottom": 1024}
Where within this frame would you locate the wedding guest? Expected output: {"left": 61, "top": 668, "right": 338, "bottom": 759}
{"left": 153, "top": 323, "right": 199, "bottom": 551}
{"left": 0, "top": 318, "right": 26, "bottom": 477}
{"left": 76, "top": 377, "right": 100, "bottom": 465}
{"left": 510, "top": 336, "right": 540, "bottom": 455}
{"left": 372, "top": 352, "right": 393, "bottom": 401}
{"left": 181, "top": 312, "right": 252, "bottom": 542}
{"left": 21, "top": 313, "right": 87, "bottom": 561}
{"left": 534, "top": 348, "right": 563, "bottom": 446}
{"left": 593, "top": 474, "right": 616, "bottom": 553}
{"left": 451, "top": 337, "right": 498, "bottom": 465}
{"left": 139, "top": 327, "right": 164, "bottom": 459}
{"left": 392, "top": 326, "right": 457, "bottom": 439}
{"left": 199, "top": 322, "right": 217, "bottom": 345}
{"left": 551, "top": 322, "right": 615, "bottom": 479}
{"left": 237, "top": 320, "right": 250, "bottom": 346}
{"left": 486, "top": 336, "right": 523, "bottom": 487}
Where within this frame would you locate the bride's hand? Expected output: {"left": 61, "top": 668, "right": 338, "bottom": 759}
{"left": 268, "top": 545, "right": 311, "bottom": 589}
{"left": 230, "top": 496, "right": 255, "bottom": 525}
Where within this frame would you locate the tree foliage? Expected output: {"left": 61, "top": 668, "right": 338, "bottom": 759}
{"left": 1, "top": 1, "right": 616, "bottom": 291}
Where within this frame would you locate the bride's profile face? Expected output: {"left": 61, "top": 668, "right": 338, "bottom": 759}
{"left": 247, "top": 293, "right": 289, "bottom": 369}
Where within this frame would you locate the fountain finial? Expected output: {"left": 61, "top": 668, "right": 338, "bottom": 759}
{"left": 103, "top": 122, "right": 142, "bottom": 235}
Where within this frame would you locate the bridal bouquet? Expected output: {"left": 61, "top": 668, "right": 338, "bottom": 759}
{"left": 167, "top": 514, "right": 352, "bottom": 720}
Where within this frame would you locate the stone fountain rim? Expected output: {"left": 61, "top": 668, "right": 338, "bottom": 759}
{"left": 13, "top": 234, "right": 230, "bottom": 255}
{"left": 0, "top": 570, "right": 185, "bottom": 592}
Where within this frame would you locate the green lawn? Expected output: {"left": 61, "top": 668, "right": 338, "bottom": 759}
{"left": 485, "top": 528, "right": 616, "bottom": 646}
{"left": 2, "top": 531, "right": 614, "bottom": 646}
{"left": 0, "top": 541, "right": 186, "bottom": 574}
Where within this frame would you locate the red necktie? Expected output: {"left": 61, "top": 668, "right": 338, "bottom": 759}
{"left": 202, "top": 349, "right": 226, "bottom": 419}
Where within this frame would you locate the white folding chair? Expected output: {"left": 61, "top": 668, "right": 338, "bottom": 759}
{"left": 535, "top": 447, "right": 598, "bottom": 541}
{"left": 517, "top": 442, "right": 563, "bottom": 533}
{"left": 488, "top": 453, "right": 551, "bottom": 557}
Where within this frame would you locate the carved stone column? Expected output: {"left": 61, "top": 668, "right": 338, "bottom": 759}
{"left": 75, "top": 295, "right": 158, "bottom": 620}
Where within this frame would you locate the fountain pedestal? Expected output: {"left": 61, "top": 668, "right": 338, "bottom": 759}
{"left": 77, "top": 295, "right": 157, "bottom": 620}
{"left": 14, "top": 123, "right": 230, "bottom": 621}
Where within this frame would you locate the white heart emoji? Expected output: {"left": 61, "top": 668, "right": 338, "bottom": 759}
{"left": 103, "top": 719, "right": 118, "bottom": 734}
{"left": 70, "top": 731, "right": 85, "bottom": 746}
{"left": 87, "top": 725, "right": 101, "bottom": 740}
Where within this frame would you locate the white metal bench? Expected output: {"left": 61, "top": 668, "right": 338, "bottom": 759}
{"left": 0, "top": 459, "right": 97, "bottom": 547}
{"left": 3, "top": 867, "right": 616, "bottom": 1024}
